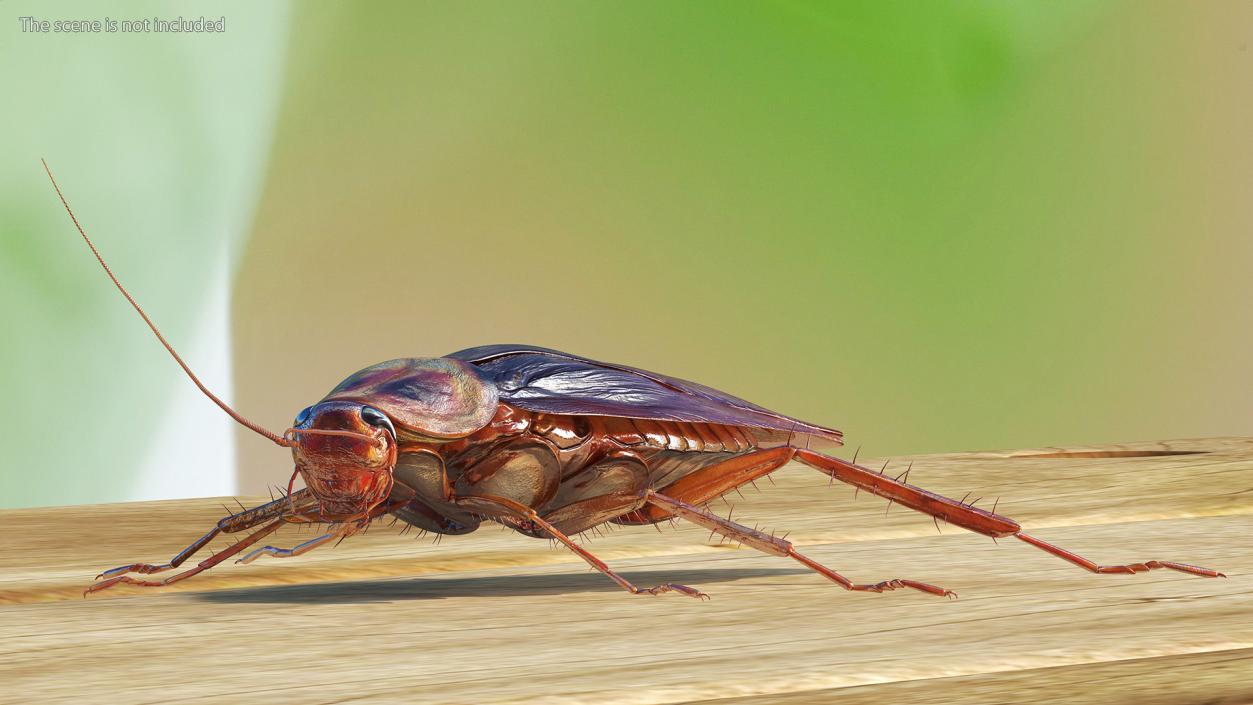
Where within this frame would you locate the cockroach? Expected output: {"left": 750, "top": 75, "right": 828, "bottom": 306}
{"left": 43, "top": 160, "right": 1224, "bottom": 600}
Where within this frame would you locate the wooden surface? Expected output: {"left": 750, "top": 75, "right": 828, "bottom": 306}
{"left": 2, "top": 437, "right": 1251, "bottom": 704}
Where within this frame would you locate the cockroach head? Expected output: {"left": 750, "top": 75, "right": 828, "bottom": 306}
{"left": 285, "top": 357, "right": 498, "bottom": 521}
{"left": 287, "top": 401, "right": 399, "bottom": 520}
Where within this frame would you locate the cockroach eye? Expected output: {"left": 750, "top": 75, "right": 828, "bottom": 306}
{"left": 294, "top": 406, "right": 314, "bottom": 427}
{"left": 360, "top": 406, "right": 395, "bottom": 436}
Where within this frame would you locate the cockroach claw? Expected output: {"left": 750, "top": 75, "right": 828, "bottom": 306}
{"left": 633, "top": 583, "right": 711, "bottom": 600}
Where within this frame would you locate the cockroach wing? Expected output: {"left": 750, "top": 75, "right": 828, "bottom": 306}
{"left": 320, "top": 358, "right": 499, "bottom": 440}
{"left": 447, "top": 344, "right": 843, "bottom": 446}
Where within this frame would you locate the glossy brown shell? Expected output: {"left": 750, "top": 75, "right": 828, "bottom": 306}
{"left": 320, "top": 358, "right": 499, "bottom": 441}
{"left": 337, "top": 346, "right": 848, "bottom": 535}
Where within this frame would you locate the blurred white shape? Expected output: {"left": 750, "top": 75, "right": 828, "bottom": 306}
{"left": 133, "top": 240, "right": 237, "bottom": 501}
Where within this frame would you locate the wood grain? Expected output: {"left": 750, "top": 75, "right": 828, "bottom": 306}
{"left": 2, "top": 437, "right": 1251, "bottom": 704}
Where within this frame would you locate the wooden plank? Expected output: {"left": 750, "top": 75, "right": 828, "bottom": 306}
{"left": 681, "top": 649, "right": 1253, "bottom": 705}
{"left": 1, "top": 437, "right": 1250, "bottom": 704}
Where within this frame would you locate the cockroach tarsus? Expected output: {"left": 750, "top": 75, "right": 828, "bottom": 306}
{"left": 42, "top": 160, "right": 1226, "bottom": 600}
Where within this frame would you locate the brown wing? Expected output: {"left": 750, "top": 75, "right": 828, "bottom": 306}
{"left": 447, "top": 344, "right": 843, "bottom": 447}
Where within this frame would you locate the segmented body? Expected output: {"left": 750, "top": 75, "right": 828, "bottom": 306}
{"left": 386, "top": 404, "right": 801, "bottom": 537}
{"left": 298, "top": 344, "right": 843, "bottom": 539}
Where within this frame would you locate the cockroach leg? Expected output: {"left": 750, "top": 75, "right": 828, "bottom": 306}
{"left": 96, "top": 526, "right": 221, "bottom": 579}
{"left": 792, "top": 449, "right": 1022, "bottom": 538}
{"left": 646, "top": 491, "right": 955, "bottom": 598}
{"left": 236, "top": 526, "right": 352, "bottom": 565}
{"left": 792, "top": 449, "right": 1225, "bottom": 579}
{"left": 235, "top": 497, "right": 421, "bottom": 565}
{"left": 219, "top": 489, "right": 316, "bottom": 533}
{"left": 86, "top": 519, "right": 284, "bottom": 595}
{"left": 94, "top": 490, "right": 318, "bottom": 580}
{"left": 1015, "top": 532, "right": 1226, "bottom": 578}
{"left": 458, "top": 494, "right": 710, "bottom": 600}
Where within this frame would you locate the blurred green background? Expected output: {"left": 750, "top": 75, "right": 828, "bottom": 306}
{"left": 3, "top": 2, "right": 1250, "bottom": 508}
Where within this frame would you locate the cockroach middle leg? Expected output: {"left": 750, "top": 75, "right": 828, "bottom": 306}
{"left": 645, "top": 490, "right": 955, "bottom": 598}
{"left": 87, "top": 519, "right": 285, "bottom": 595}
{"left": 93, "top": 489, "right": 316, "bottom": 581}
{"left": 792, "top": 449, "right": 1225, "bottom": 580}
{"left": 459, "top": 494, "right": 710, "bottom": 600}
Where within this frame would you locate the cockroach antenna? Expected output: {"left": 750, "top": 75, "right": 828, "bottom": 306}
{"left": 42, "top": 159, "right": 291, "bottom": 448}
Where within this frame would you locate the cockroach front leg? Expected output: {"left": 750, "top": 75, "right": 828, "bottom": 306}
{"left": 646, "top": 490, "right": 955, "bottom": 598}
{"left": 93, "top": 489, "right": 316, "bottom": 582}
{"left": 87, "top": 519, "right": 285, "bottom": 595}
{"left": 460, "top": 494, "right": 710, "bottom": 600}
{"left": 236, "top": 525, "right": 353, "bottom": 565}
{"left": 792, "top": 449, "right": 1225, "bottom": 580}
{"left": 235, "top": 499, "right": 407, "bottom": 565}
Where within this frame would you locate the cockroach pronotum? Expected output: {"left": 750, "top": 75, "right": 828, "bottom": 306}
{"left": 42, "top": 160, "right": 1224, "bottom": 600}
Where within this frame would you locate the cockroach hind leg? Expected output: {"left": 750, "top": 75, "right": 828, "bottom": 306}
{"left": 1014, "top": 532, "right": 1226, "bottom": 579}
{"left": 793, "top": 449, "right": 1021, "bottom": 538}
{"left": 791, "top": 449, "right": 1225, "bottom": 582}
